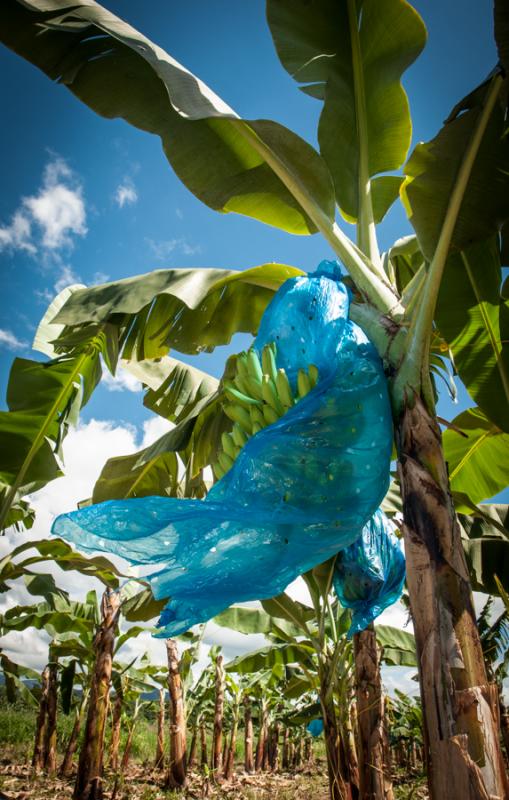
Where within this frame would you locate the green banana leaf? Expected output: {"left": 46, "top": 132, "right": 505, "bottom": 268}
{"left": 0, "top": 326, "right": 106, "bottom": 530}
{"left": 442, "top": 407, "right": 509, "bottom": 507}
{"left": 376, "top": 625, "right": 416, "bottom": 667}
{"left": 436, "top": 238, "right": 509, "bottom": 433}
{"left": 0, "top": 1, "right": 334, "bottom": 235}
{"left": 123, "top": 356, "right": 219, "bottom": 423}
{"left": 1, "top": 538, "right": 123, "bottom": 590}
{"left": 267, "top": 0, "right": 426, "bottom": 221}
{"left": 459, "top": 504, "right": 509, "bottom": 595}
{"left": 51, "top": 264, "right": 303, "bottom": 358}
{"left": 402, "top": 76, "right": 509, "bottom": 261}
{"left": 214, "top": 605, "right": 308, "bottom": 641}
{"left": 225, "top": 641, "right": 315, "bottom": 674}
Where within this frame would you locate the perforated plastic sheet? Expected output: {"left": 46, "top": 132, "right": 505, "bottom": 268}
{"left": 52, "top": 262, "right": 394, "bottom": 636}
{"left": 333, "top": 509, "right": 406, "bottom": 636}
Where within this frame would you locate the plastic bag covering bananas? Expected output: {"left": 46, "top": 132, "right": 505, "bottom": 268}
{"left": 333, "top": 510, "right": 406, "bottom": 637}
{"left": 52, "top": 262, "right": 394, "bottom": 637}
{"left": 214, "top": 343, "right": 318, "bottom": 479}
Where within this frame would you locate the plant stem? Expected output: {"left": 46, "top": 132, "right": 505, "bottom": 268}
{"left": 347, "top": 0, "right": 381, "bottom": 270}
{"left": 236, "top": 122, "right": 402, "bottom": 316}
{"left": 393, "top": 74, "right": 503, "bottom": 409}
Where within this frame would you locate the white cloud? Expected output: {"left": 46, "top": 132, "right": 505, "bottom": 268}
{"left": 0, "top": 328, "right": 28, "bottom": 351}
{"left": 146, "top": 237, "right": 202, "bottom": 261}
{"left": 114, "top": 180, "right": 138, "bottom": 208}
{"left": 0, "top": 157, "right": 87, "bottom": 256}
{"left": 101, "top": 364, "right": 143, "bottom": 393}
{"left": 0, "top": 211, "right": 36, "bottom": 254}
{"left": 54, "top": 264, "right": 82, "bottom": 293}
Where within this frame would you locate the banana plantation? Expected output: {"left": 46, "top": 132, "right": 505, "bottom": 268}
{"left": 1, "top": 1, "right": 509, "bottom": 800}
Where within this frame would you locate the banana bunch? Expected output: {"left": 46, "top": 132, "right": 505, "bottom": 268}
{"left": 213, "top": 343, "right": 319, "bottom": 479}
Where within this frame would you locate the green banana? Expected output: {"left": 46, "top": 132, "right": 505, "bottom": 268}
{"left": 217, "top": 340, "right": 322, "bottom": 483}
{"left": 224, "top": 404, "right": 252, "bottom": 434}
{"left": 250, "top": 405, "right": 266, "bottom": 430}
{"left": 224, "top": 384, "right": 261, "bottom": 408}
{"left": 232, "top": 423, "right": 248, "bottom": 448}
{"left": 245, "top": 375, "right": 265, "bottom": 402}
{"left": 297, "top": 368, "right": 312, "bottom": 398}
{"left": 247, "top": 349, "right": 263, "bottom": 383}
{"left": 263, "top": 404, "right": 280, "bottom": 425}
{"left": 221, "top": 432, "right": 238, "bottom": 460}
{"left": 276, "top": 368, "right": 294, "bottom": 409}
{"left": 262, "top": 375, "right": 284, "bottom": 415}
{"left": 218, "top": 451, "right": 235, "bottom": 473}
{"left": 212, "top": 461, "right": 225, "bottom": 480}
{"left": 262, "top": 343, "right": 278, "bottom": 383}
{"left": 308, "top": 364, "right": 319, "bottom": 388}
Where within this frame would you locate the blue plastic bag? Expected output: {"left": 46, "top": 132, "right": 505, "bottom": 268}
{"left": 52, "top": 262, "right": 393, "bottom": 636}
{"left": 333, "top": 509, "right": 405, "bottom": 636}
{"left": 306, "top": 718, "right": 324, "bottom": 738}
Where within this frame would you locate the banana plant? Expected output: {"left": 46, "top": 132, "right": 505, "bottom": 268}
{"left": 216, "top": 565, "right": 415, "bottom": 800}
{"left": 2, "top": 2, "right": 509, "bottom": 796}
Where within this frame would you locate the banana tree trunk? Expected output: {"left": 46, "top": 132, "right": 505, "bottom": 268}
{"left": 397, "top": 398, "right": 509, "bottom": 800}
{"left": 60, "top": 692, "right": 89, "bottom": 778}
{"left": 212, "top": 654, "right": 224, "bottom": 780}
{"left": 269, "top": 720, "right": 280, "bottom": 771}
{"left": 499, "top": 696, "right": 509, "bottom": 766}
{"left": 320, "top": 692, "right": 351, "bottom": 800}
{"left": 200, "top": 720, "right": 208, "bottom": 768}
{"left": 43, "top": 658, "right": 58, "bottom": 775}
{"left": 109, "top": 692, "right": 123, "bottom": 771}
{"left": 74, "top": 589, "right": 120, "bottom": 800}
{"left": 187, "top": 725, "right": 197, "bottom": 770}
{"left": 120, "top": 725, "right": 135, "bottom": 773}
{"left": 255, "top": 700, "right": 267, "bottom": 771}
{"left": 244, "top": 696, "right": 254, "bottom": 773}
{"left": 155, "top": 687, "right": 165, "bottom": 770}
{"left": 165, "top": 638, "right": 187, "bottom": 789}
{"left": 353, "top": 624, "right": 393, "bottom": 800}
{"left": 304, "top": 736, "right": 312, "bottom": 764}
{"left": 282, "top": 727, "right": 290, "bottom": 770}
{"left": 224, "top": 709, "right": 238, "bottom": 780}
{"left": 32, "top": 665, "right": 50, "bottom": 774}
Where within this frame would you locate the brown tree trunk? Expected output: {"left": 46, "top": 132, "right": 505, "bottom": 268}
{"left": 43, "top": 658, "right": 58, "bottom": 775}
{"left": 397, "top": 399, "right": 509, "bottom": 800}
{"left": 32, "top": 665, "right": 50, "bottom": 774}
{"left": 109, "top": 691, "right": 123, "bottom": 772}
{"left": 165, "top": 639, "right": 187, "bottom": 789}
{"left": 500, "top": 696, "right": 509, "bottom": 766}
{"left": 224, "top": 710, "right": 238, "bottom": 780}
{"left": 282, "top": 727, "right": 290, "bottom": 770}
{"left": 320, "top": 692, "right": 350, "bottom": 800}
{"left": 187, "top": 725, "right": 197, "bottom": 770}
{"left": 344, "top": 701, "right": 360, "bottom": 799}
{"left": 353, "top": 624, "right": 393, "bottom": 800}
{"left": 304, "top": 736, "right": 312, "bottom": 764}
{"left": 255, "top": 701, "right": 267, "bottom": 772}
{"left": 200, "top": 721, "right": 208, "bottom": 768}
{"left": 269, "top": 721, "right": 280, "bottom": 771}
{"left": 60, "top": 693, "right": 89, "bottom": 778}
{"left": 74, "top": 589, "right": 120, "bottom": 800}
{"left": 212, "top": 653, "right": 224, "bottom": 780}
{"left": 155, "top": 687, "right": 165, "bottom": 770}
{"left": 120, "top": 726, "right": 134, "bottom": 773}
{"left": 244, "top": 697, "right": 254, "bottom": 773}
